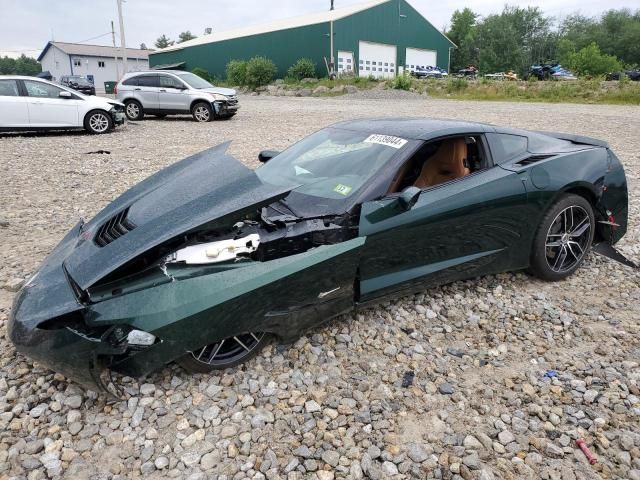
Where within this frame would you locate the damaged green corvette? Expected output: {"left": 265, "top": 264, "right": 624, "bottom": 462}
{"left": 9, "top": 118, "right": 633, "bottom": 393}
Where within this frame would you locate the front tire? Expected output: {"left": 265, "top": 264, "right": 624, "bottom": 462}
{"left": 124, "top": 100, "right": 144, "bottom": 121}
{"left": 191, "top": 102, "right": 213, "bottom": 122}
{"left": 177, "top": 332, "right": 271, "bottom": 373}
{"left": 529, "top": 194, "right": 595, "bottom": 281}
{"left": 84, "top": 110, "right": 113, "bottom": 134}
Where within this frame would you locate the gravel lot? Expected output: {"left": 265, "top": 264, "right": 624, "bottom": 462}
{"left": 0, "top": 94, "right": 639, "bottom": 480}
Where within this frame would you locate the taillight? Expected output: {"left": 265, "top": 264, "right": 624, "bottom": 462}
{"left": 113, "top": 82, "right": 118, "bottom": 95}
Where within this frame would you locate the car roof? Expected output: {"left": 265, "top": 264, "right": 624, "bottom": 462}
{"left": 331, "top": 117, "right": 496, "bottom": 140}
{"left": 124, "top": 70, "right": 186, "bottom": 76}
{"left": 0, "top": 75, "right": 52, "bottom": 80}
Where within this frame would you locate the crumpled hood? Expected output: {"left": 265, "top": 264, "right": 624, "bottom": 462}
{"left": 200, "top": 86, "right": 236, "bottom": 97}
{"left": 64, "top": 142, "right": 295, "bottom": 290}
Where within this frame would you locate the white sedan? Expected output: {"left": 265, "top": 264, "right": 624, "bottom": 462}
{"left": 0, "top": 76, "right": 125, "bottom": 134}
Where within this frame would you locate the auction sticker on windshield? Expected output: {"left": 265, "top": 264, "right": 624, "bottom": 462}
{"left": 334, "top": 184, "right": 353, "bottom": 196}
{"left": 364, "top": 134, "right": 408, "bottom": 149}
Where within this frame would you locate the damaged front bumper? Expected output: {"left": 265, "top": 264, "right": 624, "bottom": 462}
{"left": 213, "top": 96, "right": 239, "bottom": 117}
{"left": 109, "top": 107, "right": 126, "bottom": 126}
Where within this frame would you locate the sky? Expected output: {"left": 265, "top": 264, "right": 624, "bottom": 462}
{"left": 0, "top": 0, "right": 636, "bottom": 58}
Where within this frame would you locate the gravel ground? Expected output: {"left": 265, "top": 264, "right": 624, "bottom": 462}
{"left": 0, "top": 94, "right": 639, "bottom": 480}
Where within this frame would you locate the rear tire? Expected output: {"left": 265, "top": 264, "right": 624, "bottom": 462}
{"left": 177, "top": 333, "right": 271, "bottom": 373}
{"left": 191, "top": 102, "right": 213, "bottom": 122}
{"left": 84, "top": 110, "right": 113, "bottom": 134}
{"left": 124, "top": 100, "right": 144, "bottom": 121}
{"left": 529, "top": 194, "right": 595, "bottom": 281}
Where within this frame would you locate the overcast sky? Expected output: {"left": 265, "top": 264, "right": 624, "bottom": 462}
{"left": 0, "top": 0, "right": 635, "bottom": 58}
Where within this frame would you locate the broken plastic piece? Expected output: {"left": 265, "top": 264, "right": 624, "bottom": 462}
{"left": 166, "top": 234, "right": 260, "bottom": 265}
{"left": 592, "top": 243, "right": 638, "bottom": 269}
{"left": 576, "top": 438, "right": 598, "bottom": 465}
{"left": 544, "top": 370, "right": 559, "bottom": 378}
{"left": 402, "top": 370, "right": 415, "bottom": 388}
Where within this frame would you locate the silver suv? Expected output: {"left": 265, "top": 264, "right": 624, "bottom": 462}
{"left": 115, "top": 70, "right": 238, "bottom": 122}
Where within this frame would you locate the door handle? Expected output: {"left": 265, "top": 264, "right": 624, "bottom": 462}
{"left": 159, "top": 89, "right": 166, "bottom": 92}
{"left": 134, "top": 88, "right": 141, "bottom": 91}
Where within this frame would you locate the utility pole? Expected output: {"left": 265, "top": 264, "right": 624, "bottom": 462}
{"left": 329, "top": 0, "right": 335, "bottom": 78}
{"left": 111, "top": 20, "right": 120, "bottom": 80}
{"left": 116, "top": 0, "right": 127, "bottom": 76}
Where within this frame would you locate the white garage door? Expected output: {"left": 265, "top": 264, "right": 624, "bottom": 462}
{"left": 358, "top": 41, "right": 396, "bottom": 79}
{"left": 405, "top": 47, "right": 437, "bottom": 73}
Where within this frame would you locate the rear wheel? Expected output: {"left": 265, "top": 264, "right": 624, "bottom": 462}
{"left": 124, "top": 100, "right": 144, "bottom": 121}
{"left": 191, "top": 102, "right": 213, "bottom": 122}
{"left": 177, "top": 332, "right": 271, "bottom": 373}
{"left": 84, "top": 110, "right": 113, "bottom": 134}
{"left": 529, "top": 194, "right": 595, "bottom": 281}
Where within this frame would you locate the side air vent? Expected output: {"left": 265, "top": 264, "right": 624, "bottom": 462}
{"left": 94, "top": 207, "right": 136, "bottom": 247}
{"left": 516, "top": 154, "right": 554, "bottom": 166}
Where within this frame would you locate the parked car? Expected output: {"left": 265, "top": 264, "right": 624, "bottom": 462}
{"left": 115, "top": 70, "right": 239, "bottom": 122}
{"left": 528, "top": 64, "right": 577, "bottom": 81}
{"left": 485, "top": 71, "right": 519, "bottom": 81}
{"left": 456, "top": 65, "right": 478, "bottom": 78}
{"left": 606, "top": 70, "right": 640, "bottom": 81}
{"left": 8, "top": 118, "right": 632, "bottom": 393}
{"left": 0, "top": 76, "right": 125, "bottom": 134}
{"left": 60, "top": 75, "right": 96, "bottom": 95}
{"left": 412, "top": 66, "right": 448, "bottom": 79}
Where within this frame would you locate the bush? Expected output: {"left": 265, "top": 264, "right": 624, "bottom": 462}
{"left": 226, "top": 60, "right": 248, "bottom": 86}
{"left": 566, "top": 43, "right": 622, "bottom": 77}
{"left": 191, "top": 67, "right": 211, "bottom": 82}
{"left": 393, "top": 72, "right": 412, "bottom": 90}
{"left": 447, "top": 78, "right": 469, "bottom": 93}
{"left": 245, "top": 56, "right": 277, "bottom": 89}
{"left": 286, "top": 58, "right": 316, "bottom": 81}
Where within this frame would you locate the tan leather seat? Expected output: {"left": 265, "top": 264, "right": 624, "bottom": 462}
{"left": 414, "top": 138, "right": 470, "bottom": 188}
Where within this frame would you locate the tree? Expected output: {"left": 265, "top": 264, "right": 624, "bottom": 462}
{"left": 566, "top": 42, "right": 622, "bottom": 76}
{"left": 0, "top": 55, "right": 41, "bottom": 75}
{"left": 154, "top": 34, "right": 174, "bottom": 49}
{"left": 446, "top": 8, "right": 479, "bottom": 71}
{"left": 140, "top": 43, "right": 148, "bottom": 50}
{"left": 178, "top": 31, "right": 197, "bottom": 43}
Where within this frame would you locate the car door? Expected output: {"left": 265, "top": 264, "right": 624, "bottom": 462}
{"left": 0, "top": 79, "right": 30, "bottom": 127}
{"left": 357, "top": 136, "right": 529, "bottom": 302}
{"left": 134, "top": 74, "right": 160, "bottom": 110}
{"left": 158, "top": 74, "right": 188, "bottom": 112}
{"left": 23, "top": 80, "right": 80, "bottom": 127}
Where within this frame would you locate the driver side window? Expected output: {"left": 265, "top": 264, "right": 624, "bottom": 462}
{"left": 387, "top": 135, "right": 490, "bottom": 193}
{"left": 24, "top": 80, "right": 64, "bottom": 99}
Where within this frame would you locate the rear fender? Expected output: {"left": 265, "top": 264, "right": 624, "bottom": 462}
{"left": 595, "top": 149, "right": 628, "bottom": 244}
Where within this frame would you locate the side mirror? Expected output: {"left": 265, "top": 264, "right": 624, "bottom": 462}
{"left": 59, "top": 91, "right": 72, "bottom": 99}
{"left": 258, "top": 150, "right": 280, "bottom": 163}
{"left": 398, "top": 186, "right": 421, "bottom": 211}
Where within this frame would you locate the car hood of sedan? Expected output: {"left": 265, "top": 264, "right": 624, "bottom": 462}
{"left": 63, "top": 142, "right": 296, "bottom": 289}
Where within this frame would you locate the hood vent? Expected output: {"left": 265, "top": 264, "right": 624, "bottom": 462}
{"left": 94, "top": 207, "right": 136, "bottom": 247}
{"left": 516, "top": 154, "right": 554, "bottom": 166}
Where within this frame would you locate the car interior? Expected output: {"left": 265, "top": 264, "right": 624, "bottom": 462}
{"left": 387, "top": 135, "right": 487, "bottom": 193}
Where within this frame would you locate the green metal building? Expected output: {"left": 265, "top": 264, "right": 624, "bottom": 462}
{"left": 149, "top": 0, "right": 455, "bottom": 79}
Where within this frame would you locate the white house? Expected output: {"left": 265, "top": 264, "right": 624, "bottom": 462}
{"left": 38, "top": 42, "right": 150, "bottom": 92}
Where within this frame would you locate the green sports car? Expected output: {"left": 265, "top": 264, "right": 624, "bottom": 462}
{"left": 8, "top": 118, "right": 633, "bottom": 394}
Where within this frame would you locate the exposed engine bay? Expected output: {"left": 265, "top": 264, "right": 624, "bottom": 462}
{"left": 165, "top": 200, "right": 358, "bottom": 266}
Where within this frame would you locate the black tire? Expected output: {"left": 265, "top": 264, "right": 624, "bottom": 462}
{"left": 191, "top": 102, "right": 213, "bottom": 122}
{"left": 529, "top": 194, "right": 595, "bottom": 281}
{"left": 177, "top": 333, "right": 271, "bottom": 373}
{"left": 83, "top": 110, "right": 113, "bottom": 134}
{"left": 124, "top": 100, "right": 144, "bottom": 121}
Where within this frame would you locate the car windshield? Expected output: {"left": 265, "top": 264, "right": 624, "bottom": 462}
{"left": 176, "top": 72, "right": 214, "bottom": 89}
{"left": 256, "top": 127, "right": 409, "bottom": 203}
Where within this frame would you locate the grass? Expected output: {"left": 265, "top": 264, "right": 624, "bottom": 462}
{"left": 422, "top": 77, "right": 640, "bottom": 105}
{"left": 217, "top": 74, "right": 640, "bottom": 105}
